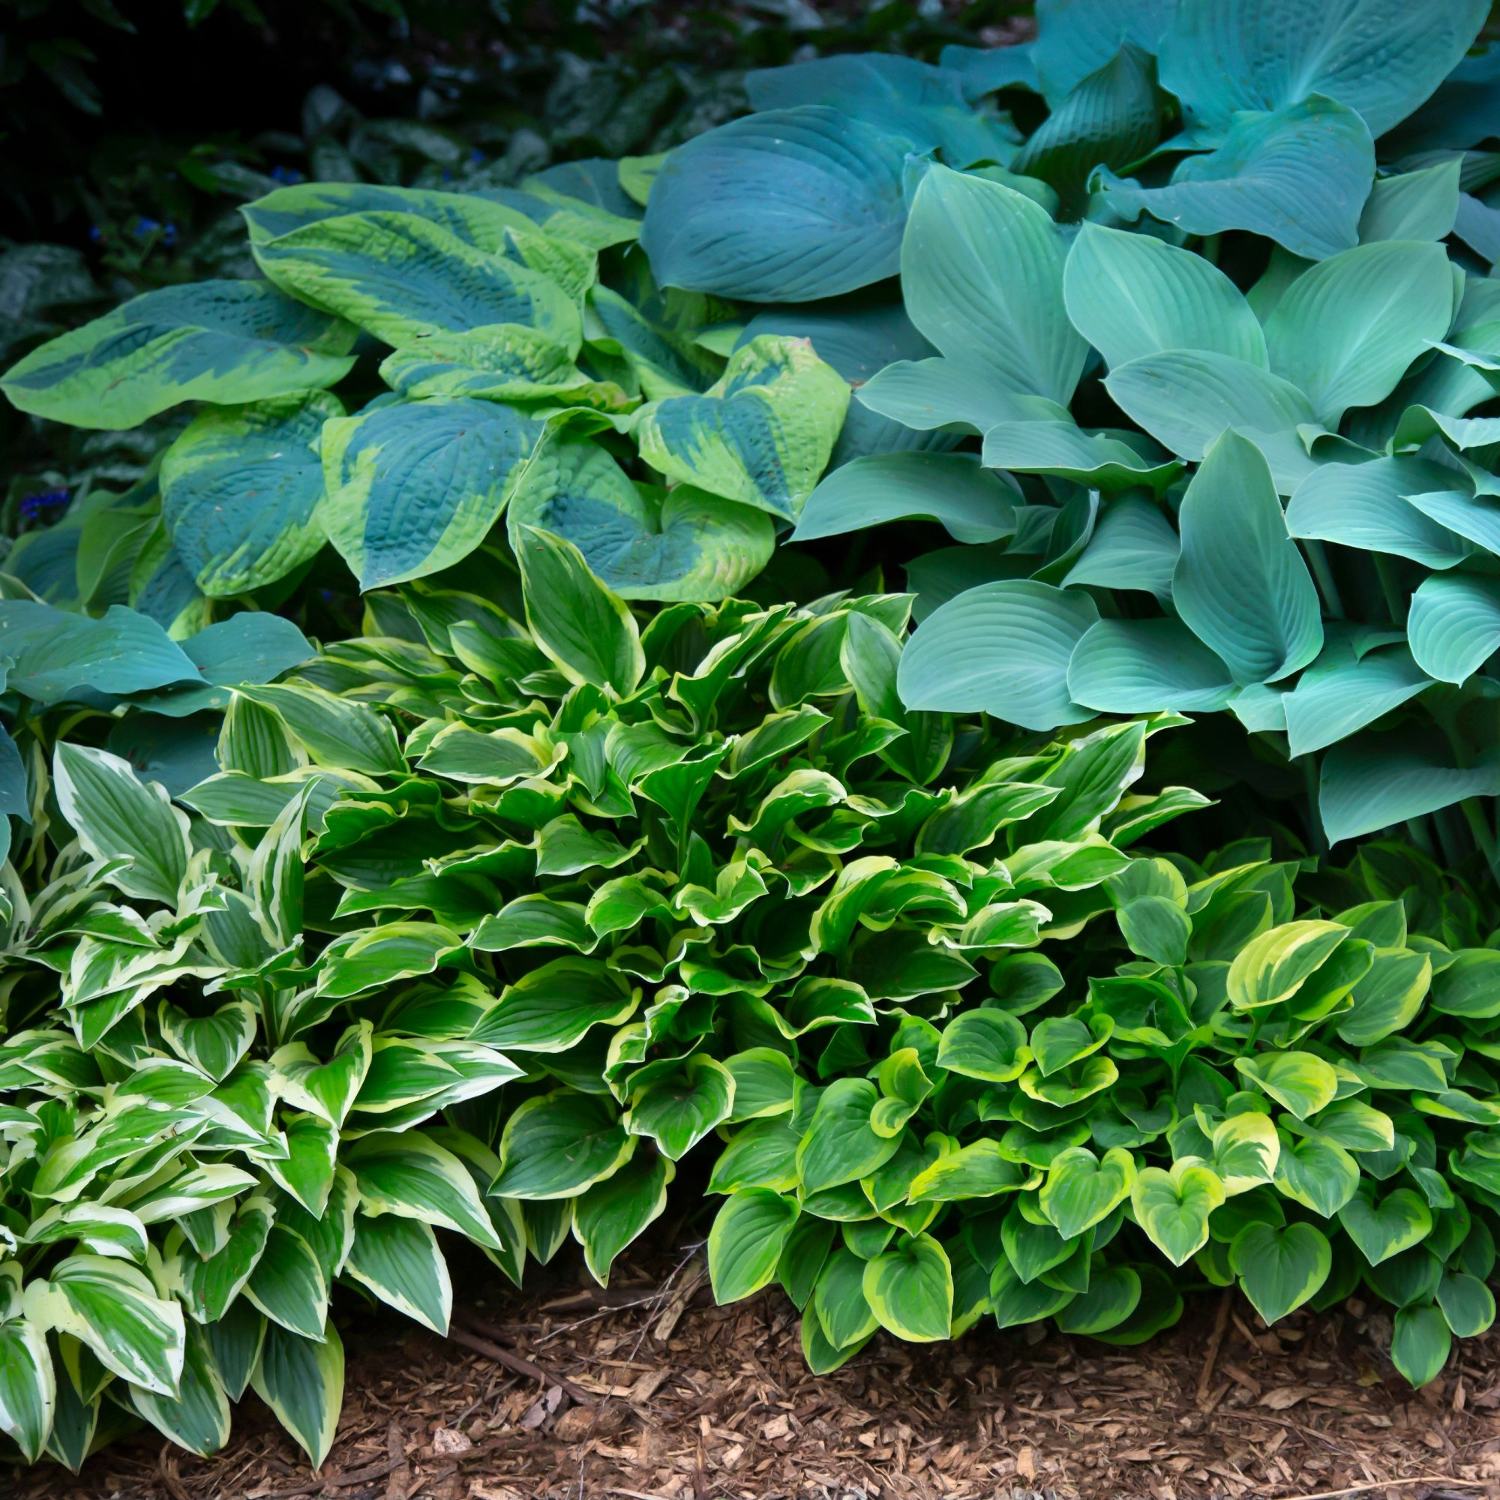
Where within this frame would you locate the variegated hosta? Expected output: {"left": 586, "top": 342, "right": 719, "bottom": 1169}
{"left": 707, "top": 835, "right": 1500, "bottom": 1389}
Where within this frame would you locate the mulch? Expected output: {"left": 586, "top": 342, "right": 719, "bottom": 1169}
{"left": 13, "top": 1242, "right": 1500, "bottom": 1500}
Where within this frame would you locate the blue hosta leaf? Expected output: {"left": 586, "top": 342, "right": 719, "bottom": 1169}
{"left": 1063, "top": 222, "right": 1267, "bottom": 369}
{"left": 982, "top": 421, "right": 1181, "bottom": 492}
{"left": 1032, "top": 0, "right": 1176, "bottom": 103}
{"left": 320, "top": 398, "right": 543, "bottom": 589}
{"left": 379, "top": 325, "right": 626, "bottom": 408}
{"left": 507, "top": 436, "right": 773, "bottom": 602}
{"left": 1060, "top": 495, "right": 1180, "bottom": 601}
{"left": 1358, "top": 161, "right": 1461, "bottom": 243}
{"left": 940, "top": 42, "right": 1039, "bottom": 99}
{"left": 641, "top": 107, "right": 908, "bottom": 302}
{"left": 794, "top": 452, "right": 1018, "bottom": 544}
{"left": 633, "top": 335, "right": 848, "bottom": 521}
{"left": 1286, "top": 457, "right": 1473, "bottom": 569}
{"left": 0, "top": 280, "right": 356, "bottom": 430}
{"left": 161, "top": 391, "right": 340, "bottom": 598}
{"left": 1104, "top": 349, "right": 1318, "bottom": 491}
{"left": 1404, "top": 489, "right": 1500, "bottom": 555}
{"left": 1098, "top": 98, "right": 1375, "bottom": 261}
{"left": 1172, "top": 431, "right": 1322, "bottom": 684}
{"left": 1158, "top": 0, "right": 1488, "bottom": 139}
{"left": 1454, "top": 193, "right": 1500, "bottom": 269}
{"left": 1321, "top": 732, "right": 1500, "bottom": 843}
{"left": 897, "top": 579, "right": 1099, "bottom": 729}
{"left": 901, "top": 164, "right": 1088, "bottom": 407}
{"left": 1264, "top": 242, "right": 1455, "bottom": 424}
{"left": 1068, "top": 617, "right": 1235, "bottom": 712}
{"left": 130, "top": 613, "right": 317, "bottom": 718}
{"left": 1283, "top": 640, "right": 1433, "bottom": 757}
{"left": 252, "top": 211, "right": 583, "bottom": 349}
{"left": 0, "top": 600, "right": 202, "bottom": 705}
{"left": 858, "top": 357, "right": 1065, "bottom": 436}
{"left": 1408, "top": 572, "right": 1500, "bottom": 683}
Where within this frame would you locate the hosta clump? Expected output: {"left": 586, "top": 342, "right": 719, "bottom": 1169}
{"left": 705, "top": 833, "right": 1500, "bottom": 1388}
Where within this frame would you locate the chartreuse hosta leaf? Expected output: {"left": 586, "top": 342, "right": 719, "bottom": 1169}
{"left": 633, "top": 335, "right": 848, "bottom": 521}
{"left": 1131, "top": 1162, "right": 1226, "bottom": 1266}
{"left": 1229, "top": 1222, "right": 1332, "bottom": 1324}
{"left": 709, "top": 1189, "right": 800, "bottom": 1302}
{"left": 0, "top": 279, "right": 357, "bottom": 429}
{"left": 320, "top": 398, "right": 543, "bottom": 590}
{"left": 1039, "top": 1147, "right": 1136, "bottom": 1240}
{"left": 862, "top": 1234, "right": 952, "bottom": 1342}
{"left": 507, "top": 435, "right": 773, "bottom": 602}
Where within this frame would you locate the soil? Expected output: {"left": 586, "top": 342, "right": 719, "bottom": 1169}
{"left": 12, "top": 1243, "right": 1500, "bottom": 1500}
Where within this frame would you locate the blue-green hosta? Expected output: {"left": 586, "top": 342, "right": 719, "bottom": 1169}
{"left": 629, "top": 0, "right": 1500, "bottom": 852}
{"left": 706, "top": 835, "right": 1500, "bottom": 1388}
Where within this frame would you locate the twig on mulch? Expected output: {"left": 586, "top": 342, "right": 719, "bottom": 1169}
{"left": 1197, "top": 1288, "right": 1233, "bottom": 1408}
{"left": 1275, "top": 1479, "right": 1487, "bottom": 1500}
{"left": 448, "top": 1322, "right": 596, "bottom": 1406}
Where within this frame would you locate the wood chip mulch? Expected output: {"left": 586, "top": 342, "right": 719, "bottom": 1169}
{"left": 13, "top": 1243, "right": 1500, "bottom": 1500}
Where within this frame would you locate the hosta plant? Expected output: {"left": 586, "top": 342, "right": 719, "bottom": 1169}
{"left": 705, "top": 833, "right": 1500, "bottom": 1390}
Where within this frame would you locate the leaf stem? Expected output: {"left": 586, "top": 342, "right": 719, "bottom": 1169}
{"left": 1373, "top": 555, "right": 1406, "bottom": 627}
{"left": 1303, "top": 540, "right": 1345, "bottom": 620}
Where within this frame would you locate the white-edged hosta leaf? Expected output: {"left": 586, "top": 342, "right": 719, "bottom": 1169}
{"left": 470, "top": 957, "right": 638, "bottom": 1053}
{"left": 24, "top": 1203, "right": 149, "bottom": 1263}
{"left": 1408, "top": 572, "right": 1500, "bottom": 683}
{"left": 490, "top": 1092, "right": 635, "bottom": 1201}
{"left": 320, "top": 397, "right": 543, "bottom": 591}
{"left": 507, "top": 436, "right": 773, "bottom": 602}
{"left": 0, "top": 1321, "right": 54, "bottom": 1462}
{"left": 1062, "top": 221, "right": 1266, "bottom": 368}
{"left": 23, "top": 1254, "right": 185, "bottom": 1398}
{"left": 794, "top": 451, "right": 1018, "bottom": 544}
{"left": 1172, "top": 431, "right": 1322, "bottom": 685}
{"left": 53, "top": 743, "right": 190, "bottom": 905}
{"left": 161, "top": 391, "right": 340, "bottom": 597}
{"left": 1264, "top": 241, "right": 1455, "bottom": 424}
{"left": 175, "top": 1195, "right": 275, "bottom": 1324}
{"left": 129, "top": 1323, "right": 230, "bottom": 1458}
{"left": 633, "top": 335, "right": 847, "bottom": 521}
{"left": 572, "top": 1153, "right": 673, "bottom": 1285}
{"left": 1285, "top": 457, "right": 1472, "bottom": 569}
{"left": 159, "top": 1000, "right": 258, "bottom": 1083}
{"left": 898, "top": 579, "right": 1099, "bottom": 729}
{"left": 0, "top": 280, "right": 356, "bottom": 430}
{"left": 640, "top": 107, "right": 907, "bottom": 301}
{"left": 901, "top": 163, "right": 1087, "bottom": 406}
{"left": 244, "top": 1224, "right": 328, "bottom": 1340}
{"left": 1097, "top": 97, "right": 1375, "bottom": 261}
{"left": 235, "top": 682, "right": 405, "bottom": 776}
{"left": 345, "top": 1212, "right": 452, "bottom": 1335}
{"left": 251, "top": 1319, "right": 344, "bottom": 1468}
{"left": 1067, "top": 617, "right": 1235, "bottom": 712}
{"left": 347, "top": 1131, "right": 504, "bottom": 1249}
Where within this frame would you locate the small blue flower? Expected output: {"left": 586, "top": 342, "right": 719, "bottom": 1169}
{"left": 19, "top": 488, "right": 71, "bottom": 522}
{"left": 88, "top": 224, "right": 103, "bottom": 244}
{"left": 319, "top": 588, "right": 335, "bottom": 603}
{"left": 162, "top": 223, "right": 179, "bottom": 247}
{"left": 269, "top": 164, "right": 305, "bottom": 185}
{"left": 469, "top": 147, "right": 486, "bottom": 166}
{"left": 134, "top": 216, "right": 162, "bottom": 239}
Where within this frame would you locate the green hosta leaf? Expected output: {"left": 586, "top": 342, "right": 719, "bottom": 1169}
{"left": 1408, "top": 572, "right": 1500, "bottom": 684}
{"left": 243, "top": 1225, "right": 327, "bottom": 1340}
{"left": 507, "top": 436, "right": 772, "bottom": 602}
{"left": 1235, "top": 1051, "right": 1339, "bottom": 1120}
{"left": 901, "top": 164, "right": 1087, "bottom": 406}
{"left": 1391, "top": 1302, "right": 1451, "bottom": 1387}
{"left": 0, "top": 280, "right": 356, "bottom": 430}
{"left": 0, "top": 1321, "right": 53, "bottom": 1463}
{"left": 1210, "top": 1112, "right": 1281, "bottom": 1194}
{"left": 641, "top": 108, "right": 907, "bottom": 301}
{"left": 573, "top": 1154, "right": 672, "bottom": 1285}
{"left": 1229, "top": 1222, "right": 1332, "bottom": 1324}
{"left": 320, "top": 398, "right": 542, "bottom": 590}
{"left": 1099, "top": 97, "right": 1375, "bottom": 260}
{"left": 633, "top": 336, "right": 848, "bottom": 521}
{"left": 345, "top": 1213, "right": 451, "bottom": 1335}
{"left": 1265, "top": 242, "right": 1454, "bottom": 424}
{"left": 491, "top": 1092, "right": 635, "bottom": 1201}
{"left": 253, "top": 210, "right": 581, "bottom": 347}
{"left": 1437, "top": 1272, "right": 1495, "bottom": 1338}
{"left": 794, "top": 452, "right": 1017, "bottom": 545}
{"left": 625, "top": 1056, "right": 735, "bottom": 1160}
{"left": 990, "top": 1255, "right": 1077, "bottom": 1329}
{"left": 1063, "top": 221, "right": 1267, "bottom": 369}
{"left": 516, "top": 525, "right": 644, "bottom": 696}
{"left": 379, "top": 325, "right": 621, "bottom": 405}
{"left": 160, "top": 391, "right": 339, "bottom": 597}
{"left": 898, "top": 580, "right": 1098, "bottom": 729}
{"left": 1068, "top": 617, "right": 1235, "bottom": 714}
{"left": 936, "top": 1009, "right": 1030, "bottom": 1083}
{"left": 1431, "top": 950, "right": 1500, "bottom": 1020}
{"left": 1031, "top": 0, "right": 1174, "bottom": 102}
{"left": 346, "top": 1131, "right": 504, "bottom": 1249}
{"left": 1228, "top": 920, "right": 1349, "bottom": 1009}
{"left": 1172, "top": 432, "right": 1322, "bottom": 686}
{"left": 1286, "top": 458, "right": 1471, "bottom": 571}
{"left": 1039, "top": 1146, "right": 1136, "bottom": 1239}
{"left": 236, "top": 683, "right": 404, "bottom": 776}
{"left": 708, "top": 1189, "right": 800, "bottom": 1302}
{"left": 906, "top": 1140, "right": 1030, "bottom": 1203}
{"left": 53, "top": 743, "right": 190, "bottom": 905}
{"left": 1055, "top": 1264, "right": 1142, "bottom": 1336}
{"left": 814, "top": 1248, "right": 879, "bottom": 1349}
{"left": 471, "top": 958, "right": 638, "bottom": 1053}
{"left": 129, "top": 1324, "right": 230, "bottom": 1459}
{"left": 862, "top": 1233, "right": 952, "bottom": 1343}
{"left": 24, "top": 1254, "right": 184, "bottom": 1398}
{"left": 251, "top": 1320, "right": 344, "bottom": 1467}
{"left": 1339, "top": 1187, "right": 1434, "bottom": 1265}
{"left": 1274, "top": 1133, "right": 1360, "bottom": 1219}
{"left": 796, "top": 1079, "right": 901, "bottom": 1194}
{"left": 1132, "top": 1162, "right": 1225, "bottom": 1266}
{"left": 1158, "top": 0, "right": 1487, "bottom": 140}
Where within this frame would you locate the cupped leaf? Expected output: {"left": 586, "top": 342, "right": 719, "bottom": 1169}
{"left": 1229, "top": 1222, "right": 1332, "bottom": 1324}
{"left": 1407, "top": 572, "right": 1500, "bottom": 684}
{"left": 862, "top": 1233, "right": 953, "bottom": 1342}
{"left": 708, "top": 1189, "right": 800, "bottom": 1302}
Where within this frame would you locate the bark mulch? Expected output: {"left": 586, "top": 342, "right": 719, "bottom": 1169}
{"left": 15, "top": 1243, "right": 1500, "bottom": 1500}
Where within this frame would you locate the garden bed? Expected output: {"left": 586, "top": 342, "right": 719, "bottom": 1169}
{"left": 16, "top": 1248, "right": 1500, "bottom": 1500}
